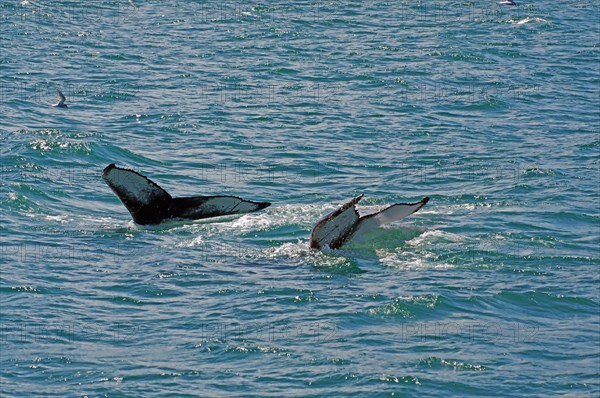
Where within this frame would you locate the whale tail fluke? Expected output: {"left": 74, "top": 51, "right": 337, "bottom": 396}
{"left": 102, "top": 164, "right": 270, "bottom": 225}
{"left": 309, "top": 195, "right": 429, "bottom": 250}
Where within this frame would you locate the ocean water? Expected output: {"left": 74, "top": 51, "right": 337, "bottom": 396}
{"left": 1, "top": 0, "right": 599, "bottom": 396}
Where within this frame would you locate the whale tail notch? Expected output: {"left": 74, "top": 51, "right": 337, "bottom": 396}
{"left": 102, "top": 164, "right": 271, "bottom": 225}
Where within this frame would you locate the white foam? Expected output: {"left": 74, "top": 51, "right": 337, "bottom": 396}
{"left": 512, "top": 17, "right": 547, "bottom": 25}
{"left": 45, "top": 215, "right": 70, "bottom": 223}
{"left": 215, "top": 203, "right": 331, "bottom": 234}
{"left": 406, "top": 229, "right": 466, "bottom": 246}
{"left": 176, "top": 235, "right": 206, "bottom": 248}
{"left": 264, "top": 242, "right": 312, "bottom": 259}
{"left": 377, "top": 249, "right": 455, "bottom": 270}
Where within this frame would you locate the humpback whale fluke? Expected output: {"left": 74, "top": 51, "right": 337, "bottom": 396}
{"left": 52, "top": 90, "right": 67, "bottom": 107}
{"left": 102, "top": 164, "right": 271, "bottom": 225}
{"left": 310, "top": 195, "right": 429, "bottom": 250}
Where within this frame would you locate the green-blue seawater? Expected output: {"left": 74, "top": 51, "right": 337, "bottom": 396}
{"left": 1, "top": 1, "right": 599, "bottom": 396}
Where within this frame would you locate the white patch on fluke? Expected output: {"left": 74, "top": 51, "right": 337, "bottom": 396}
{"left": 189, "top": 197, "right": 257, "bottom": 215}
{"left": 351, "top": 201, "right": 430, "bottom": 242}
